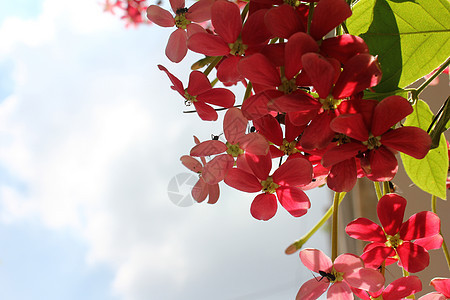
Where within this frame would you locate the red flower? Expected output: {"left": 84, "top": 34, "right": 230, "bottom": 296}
{"left": 419, "top": 278, "right": 450, "bottom": 300}
{"left": 224, "top": 152, "right": 312, "bottom": 220}
{"left": 352, "top": 276, "right": 422, "bottom": 300}
{"left": 147, "top": 0, "right": 213, "bottom": 62}
{"left": 190, "top": 108, "right": 269, "bottom": 184}
{"left": 158, "top": 65, "right": 235, "bottom": 121}
{"left": 346, "top": 194, "right": 441, "bottom": 273}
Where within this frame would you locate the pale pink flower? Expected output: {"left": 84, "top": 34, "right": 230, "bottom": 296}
{"left": 297, "top": 248, "right": 384, "bottom": 300}
{"left": 419, "top": 278, "right": 450, "bottom": 300}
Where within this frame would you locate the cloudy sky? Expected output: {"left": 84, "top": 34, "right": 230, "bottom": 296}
{"left": 0, "top": 1, "right": 331, "bottom": 299}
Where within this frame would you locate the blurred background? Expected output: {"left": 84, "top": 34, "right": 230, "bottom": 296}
{"left": 0, "top": 1, "right": 331, "bottom": 299}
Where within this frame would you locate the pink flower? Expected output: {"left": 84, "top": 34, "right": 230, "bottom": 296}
{"left": 190, "top": 108, "right": 269, "bottom": 184}
{"left": 297, "top": 248, "right": 385, "bottom": 300}
{"left": 158, "top": 65, "right": 235, "bottom": 121}
{"left": 419, "top": 278, "right": 450, "bottom": 300}
{"left": 346, "top": 194, "right": 441, "bottom": 273}
{"left": 147, "top": 0, "right": 212, "bottom": 62}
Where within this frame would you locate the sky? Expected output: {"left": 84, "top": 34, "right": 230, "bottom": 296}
{"left": 0, "top": 1, "right": 331, "bottom": 299}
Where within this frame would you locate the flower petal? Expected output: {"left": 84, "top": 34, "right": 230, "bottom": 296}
{"left": 327, "top": 281, "right": 353, "bottom": 300}
{"left": 193, "top": 101, "right": 218, "bottom": 121}
{"left": 371, "top": 96, "right": 413, "bottom": 136}
{"left": 223, "top": 107, "right": 248, "bottom": 143}
{"left": 414, "top": 234, "right": 443, "bottom": 250}
{"left": 245, "top": 152, "right": 272, "bottom": 181}
{"left": 238, "top": 53, "right": 281, "bottom": 87}
{"left": 186, "top": 0, "right": 213, "bottom": 22}
{"left": 264, "top": 4, "right": 304, "bottom": 39}
{"left": 146, "top": 6, "right": 175, "bottom": 27}
{"left": 330, "top": 113, "right": 369, "bottom": 142}
{"left": 299, "top": 248, "right": 333, "bottom": 273}
{"left": 250, "top": 193, "right": 277, "bottom": 221}
{"left": 187, "top": 71, "right": 212, "bottom": 95}
{"left": 302, "top": 53, "right": 335, "bottom": 99}
{"left": 431, "top": 278, "right": 450, "bottom": 298}
{"left": 310, "top": 0, "right": 352, "bottom": 40}
{"left": 285, "top": 32, "right": 318, "bottom": 79}
{"left": 273, "top": 157, "right": 313, "bottom": 186}
{"left": 360, "top": 244, "right": 394, "bottom": 269}
{"left": 207, "top": 183, "right": 220, "bottom": 204}
{"left": 276, "top": 186, "right": 311, "bottom": 217}
{"left": 381, "top": 126, "right": 431, "bottom": 159}
{"left": 211, "top": 0, "right": 242, "bottom": 44}
{"left": 180, "top": 155, "right": 203, "bottom": 173}
{"left": 344, "top": 267, "right": 385, "bottom": 292}
{"left": 399, "top": 211, "right": 441, "bottom": 241}
{"left": 397, "top": 241, "right": 430, "bottom": 273}
{"left": 192, "top": 178, "right": 208, "bottom": 203}
{"left": 197, "top": 88, "right": 236, "bottom": 108}
{"left": 296, "top": 278, "right": 329, "bottom": 300}
{"left": 165, "top": 28, "right": 188, "bottom": 63}
{"left": 334, "top": 253, "right": 364, "bottom": 273}
{"left": 238, "top": 132, "right": 269, "bottom": 155}
{"left": 377, "top": 193, "right": 407, "bottom": 236}
{"left": 320, "top": 34, "right": 369, "bottom": 64}
{"left": 364, "top": 147, "right": 398, "bottom": 182}
{"left": 383, "top": 276, "right": 422, "bottom": 300}
{"left": 346, "top": 218, "right": 386, "bottom": 242}
{"left": 300, "top": 111, "right": 336, "bottom": 150}
{"left": 326, "top": 158, "right": 358, "bottom": 192}
{"left": 224, "top": 168, "right": 261, "bottom": 192}
{"left": 158, "top": 64, "right": 184, "bottom": 95}
{"left": 253, "top": 114, "right": 284, "bottom": 146}
{"left": 322, "top": 143, "right": 367, "bottom": 168}
{"left": 188, "top": 32, "right": 230, "bottom": 56}
{"left": 202, "top": 154, "right": 235, "bottom": 184}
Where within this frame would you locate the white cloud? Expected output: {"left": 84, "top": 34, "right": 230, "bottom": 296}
{"left": 0, "top": 1, "right": 331, "bottom": 299}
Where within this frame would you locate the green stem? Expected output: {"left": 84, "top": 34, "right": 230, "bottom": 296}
{"left": 413, "top": 57, "right": 450, "bottom": 100}
{"left": 332, "top": 192, "right": 340, "bottom": 261}
{"left": 431, "top": 195, "right": 450, "bottom": 271}
{"left": 382, "top": 181, "right": 390, "bottom": 195}
{"left": 243, "top": 82, "right": 253, "bottom": 102}
{"left": 307, "top": 2, "right": 314, "bottom": 35}
{"left": 374, "top": 182, "right": 382, "bottom": 200}
{"left": 285, "top": 192, "right": 346, "bottom": 254}
{"left": 204, "top": 56, "right": 223, "bottom": 77}
{"left": 241, "top": 2, "right": 249, "bottom": 23}
{"left": 341, "top": 22, "right": 349, "bottom": 34}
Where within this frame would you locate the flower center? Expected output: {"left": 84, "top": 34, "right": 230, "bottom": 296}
{"left": 226, "top": 142, "right": 244, "bottom": 157}
{"left": 174, "top": 9, "right": 191, "bottom": 29}
{"left": 228, "top": 39, "right": 247, "bottom": 56}
{"left": 335, "top": 133, "right": 351, "bottom": 146}
{"left": 283, "top": 0, "right": 301, "bottom": 7}
{"left": 319, "top": 269, "right": 343, "bottom": 283}
{"left": 184, "top": 90, "right": 197, "bottom": 105}
{"left": 385, "top": 233, "right": 403, "bottom": 249}
{"left": 261, "top": 176, "right": 279, "bottom": 194}
{"left": 278, "top": 77, "right": 297, "bottom": 94}
{"left": 280, "top": 139, "right": 299, "bottom": 155}
{"left": 363, "top": 133, "right": 382, "bottom": 150}
{"left": 319, "top": 96, "right": 342, "bottom": 111}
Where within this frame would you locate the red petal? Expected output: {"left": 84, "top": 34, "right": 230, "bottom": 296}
{"left": 383, "top": 276, "right": 422, "bottom": 300}
{"left": 332, "top": 54, "right": 382, "bottom": 99}
{"left": 400, "top": 211, "right": 441, "bottom": 241}
{"left": 273, "top": 157, "right": 313, "bottom": 186}
{"left": 223, "top": 107, "right": 247, "bottom": 143}
{"left": 270, "top": 90, "right": 320, "bottom": 113}
{"left": 397, "top": 242, "right": 429, "bottom": 273}
{"left": 320, "top": 34, "right": 369, "bottom": 64}
{"left": 360, "top": 244, "right": 394, "bottom": 269}
{"left": 186, "top": 0, "right": 213, "bottom": 22}
{"left": 327, "top": 281, "right": 353, "bottom": 300}
{"left": 245, "top": 152, "right": 272, "bottom": 181}
{"left": 377, "top": 193, "right": 407, "bottom": 236}
{"left": 207, "top": 183, "right": 220, "bottom": 204}
{"left": 202, "top": 154, "right": 234, "bottom": 184}
{"left": 299, "top": 248, "right": 333, "bottom": 273}
{"left": 276, "top": 186, "right": 310, "bottom": 217}
{"left": 190, "top": 140, "right": 227, "bottom": 156}
{"left": 365, "top": 147, "right": 398, "bottom": 182}
{"left": 264, "top": 4, "right": 304, "bottom": 39}
{"left": 169, "top": 0, "right": 184, "bottom": 13}
{"left": 285, "top": 32, "right": 318, "bottom": 79}
{"left": 187, "top": 71, "right": 212, "bottom": 95}
{"left": 197, "top": 88, "right": 236, "bottom": 108}
{"left": 431, "top": 278, "right": 450, "bottom": 298}
{"left": 180, "top": 155, "right": 203, "bottom": 173}
{"left": 238, "top": 132, "right": 269, "bottom": 155}
{"left": 188, "top": 32, "right": 229, "bottom": 56}
{"left": 381, "top": 127, "right": 431, "bottom": 159}
{"left": 211, "top": 0, "right": 242, "bottom": 43}
{"left": 158, "top": 65, "right": 184, "bottom": 95}
{"left": 414, "top": 234, "right": 443, "bottom": 250}
{"left": 250, "top": 193, "right": 277, "bottom": 221}
{"left": 300, "top": 112, "right": 335, "bottom": 150}
{"left": 302, "top": 53, "right": 335, "bottom": 98}
{"left": 346, "top": 218, "right": 386, "bottom": 242}
{"left": 192, "top": 178, "right": 208, "bottom": 203}
{"left": 327, "top": 158, "right": 357, "bottom": 192}
{"left": 296, "top": 278, "right": 329, "bottom": 300}
{"left": 344, "top": 268, "right": 385, "bottom": 292}
{"left": 241, "top": 92, "right": 270, "bottom": 120}
{"left": 330, "top": 113, "right": 369, "bottom": 142}
{"left": 371, "top": 96, "right": 413, "bottom": 136}
{"left": 310, "top": 0, "right": 351, "bottom": 40}
{"left": 238, "top": 53, "right": 281, "bottom": 87}
{"left": 193, "top": 101, "right": 218, "bottom": 121}
{"left": 165, "top": 28, "right": 188, "bottom": 63}
{"left": 241, "top": 9, "right": 271, "bottom": 46}
{"left": 217, "top": 56, "right": 243, "bottom": 86}
{"left": 224, "top": 168, "right": 261, "bottom": 192}
{"left": 322, "top": 143, "right": 366, "bottom": 167}
{"left": 146, "top": 6, "right": 175, "bottom": 27}
{"left": 253, "top": 114, "right": 283, "bottom": 145}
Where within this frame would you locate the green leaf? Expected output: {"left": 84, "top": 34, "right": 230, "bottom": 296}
{"left": 400, "top": 100, "right": 448, "bottom": 199}
{"left": 363, "top": 88, "right": 408, "bottom": 101}
{"left": 347, "top": 0, "right": 450, "bottom": 92}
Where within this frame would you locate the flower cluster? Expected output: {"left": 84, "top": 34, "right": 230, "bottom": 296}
{"left": 104, "top": 0, "right": 150, "bottom": 26}
{"left": 106, "top": 0, "right": 450, "bottom": 298}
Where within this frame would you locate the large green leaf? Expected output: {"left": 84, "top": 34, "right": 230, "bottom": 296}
{"left": 400, "top": 100, "right": 448, "bottom": 199}
{"left": 347, "top": 0, "right": 450, "bottom": 92}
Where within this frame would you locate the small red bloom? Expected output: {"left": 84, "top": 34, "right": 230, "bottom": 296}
{"left": 158, "top": 65, "right": 235, "bottom": 121}
{"left": 419, "top": 278, "right": 450, "bottom": 300}
{"left": 346, "top": 194, "right": 441, "bottom": 273}
{"left": 352, "top": 276, "right": 422, "bottom": 300}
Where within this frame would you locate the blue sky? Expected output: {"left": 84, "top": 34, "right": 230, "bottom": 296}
{"left": 0, "top": 1, "right": 331, "bottom": 299}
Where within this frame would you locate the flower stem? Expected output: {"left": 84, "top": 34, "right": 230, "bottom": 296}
{"left": 243, "top": 81, "right": 253, "bottom": 102}
{"left": 332, "top": 192, "right": 341, "bottom": 261}
{"left": 374, "top": 182, "right": 382, "bottom": 200}
{"left": 204, "top": 56, "right": 223, "bottom": 77}
{"left": 307, "top": 2, "right": 314, "bottom": 35}
{"left": 241, "top": 2, "right": 249, "bottom": 23}
{"left": 412, "top": 57, "right": 450, "bottom": 100}
{"left": 431, "top": 195, "right": 450, "bottom": 271}
{"left": 285, "top": 192, "right": 346, "bottom": 254}
{"left": 382, "top": 181, "right": 390, "bottom": 195}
